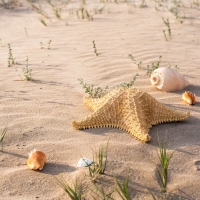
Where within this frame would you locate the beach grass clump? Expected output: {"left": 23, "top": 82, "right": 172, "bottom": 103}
{"left": 115, "top": 174, "right": 131, "bottom": 200}
{"left": 16, "top": 56, "right": 32, "bottom": 81}
{"left": 156, "top": 136, "right": 174, "bottom": 192}
{"left": 22, "top": 56, "right": 32, "bottom": 81}
{"left": 8, "top": 43, "right": 15, "bottom": 67}
{"left": 56, "top": 176, "right": 84, "bottom": 200}
{"left": 117, "top": 73, "right": 139, "bottom": 88}
{"left": 0, "top": 126, "right": 7, "bottom": 151}
{"left": 78, "top": 78, "right": 109, "bottom": 98}
{"left": 146, "top": 56, "right": 162, "bottom": 76}
{"left": 87, "top": 141, "right": 109, "bottom": 181}
{"left": 76, "top": 6, "right": 93, "bottom": 21}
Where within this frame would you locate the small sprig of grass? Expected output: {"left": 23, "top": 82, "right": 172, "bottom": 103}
{"left": 38, "top": 16, "right": 47, "bottom": 26}
{"left": 48, "top": 40, "right": 52, "bottom": 49}
{"left": 0, "top": 126, "right": 7, "bottom": 151}
{"left": 93, "top": 40, "right": 99, "bottom": 56}
{"left": 168, "top": 63, "right": 179, "bottom": 70}
{"left": 163, "top": 30, "right": 168, "bottom": 41}
{"left": 78, "top": 78, "right": 108, "bottom": 98}
{"left": 156, "top": 136, "right": 174, "bottom": 192}
{"left": 128, "top": 54, "right": 142, "bottom": 69}
{"left": 87, "top": 141, "right": 109, "bottom": 182}
{"left": 53, "top": 7, "right": 61, "bottom": 19}
{"left": 115, "top": 174, "right": 131, "bottom": 200}
{"left": 117, "top": 73, "right": 139, "bottom": 88}
{"left": 8, "top": 43, "right": 15, "bottom": 67}
{"left": 169, "top": 7, "right": 184, "bottom": 23}
{"left": 22, "top": 56, "right": 32, "bottom": 81}
{"left": 162, "top": 18, "right": 171, "bottom": 40}
{"left": 56, "top": 176, "right": 84, "bottom": 200}
{"left": 146, "top": 56, "right": 162, "bottom": 76}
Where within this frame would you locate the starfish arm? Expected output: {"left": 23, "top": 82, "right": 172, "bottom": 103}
{"left": 143, "top": 92, "right": 190, "bottom": 125}
{"left": 83, "top": 88, "right": 124, "bottom": 111}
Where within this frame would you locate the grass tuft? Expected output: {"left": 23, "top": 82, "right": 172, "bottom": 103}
{"left": 78, "top": 78, "right": 108, "bottom": 98}
{"left": 156, "top": 135, "right": 174, "bottom": 192}
{"left": 22, "top": 56, "right": 32, "bottom": 81}
{"left": 8, "top": 43, "right": 15, "bottom": 67}
{"left": 87, "top": 141, "right": 109, "bottom": 182}
{"left": 162, "top": 18, "right": 171, "bottom": 40}
{"left": 115, "top": 173, "right": 131, "bottom": 200}
{"left": 56, "top": 176, "right": 84, "bottom": 200}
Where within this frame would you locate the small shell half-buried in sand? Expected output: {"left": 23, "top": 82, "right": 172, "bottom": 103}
{"left": 27, "top": 149, "right": 46, "bottom": 170}
{"left": 182, "top": 91, "right": 196, "bottom": 105}
{"left": 77, "top": 158, "right": 93, "bottom": 168}
{"left": 150, "top": 67, "right": 189, "bottom": 92}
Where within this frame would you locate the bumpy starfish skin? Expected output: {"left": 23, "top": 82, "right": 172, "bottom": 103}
{"left": 72, "top": 88, "right": 190, "bottom": 142}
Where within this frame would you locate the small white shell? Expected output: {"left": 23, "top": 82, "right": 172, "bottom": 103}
{"left": 150, "top": 67, "right": 189, "bottom": 92}
{"left": 77, "top": 158, "right": 93, "bottom": 168}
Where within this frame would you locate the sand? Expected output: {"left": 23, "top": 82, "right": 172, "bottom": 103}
{"left": 0, "top": 0, "right": 200, "bottom": 199}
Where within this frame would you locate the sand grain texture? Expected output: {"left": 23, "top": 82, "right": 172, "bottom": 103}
{"left": 0, "top": 0, "right": 200, "bottom": 199}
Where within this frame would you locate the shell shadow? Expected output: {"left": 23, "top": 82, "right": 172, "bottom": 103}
{"left": 42, "top": 162, "right": 76, "bottom": 175}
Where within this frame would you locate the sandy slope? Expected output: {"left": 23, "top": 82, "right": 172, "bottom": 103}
{"left": 0, "top": 0, "right": 200, "bottom": 199}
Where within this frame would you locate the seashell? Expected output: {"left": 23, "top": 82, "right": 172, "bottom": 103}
{"left": 27, "top": 149, "right": 46, "bottom": 170}
{"left": 150, "top": 67, "right": 189, "bottom": 92}
{"left": 182, "top": 91, "right": 196, "bottom": 105}
{"left": 77, "top": 158, "right": 93, "bottom": 168}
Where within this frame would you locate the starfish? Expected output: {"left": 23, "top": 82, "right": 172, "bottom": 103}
{"left": 72, "top": 87, "right": 190, "bottom": 142}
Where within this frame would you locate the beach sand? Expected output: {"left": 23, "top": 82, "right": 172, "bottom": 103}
{"left": 0, "top": 0, "right": 200, "bottom": 199}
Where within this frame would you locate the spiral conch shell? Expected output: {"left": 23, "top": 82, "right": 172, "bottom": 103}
{"left": 150, "top": 67, "right": 189, "bottom": 92}
{"left": 27, "top": 149, "right": 46, "bottom": 170}
{"left": 182, "top": 91, "right": 196, "bottom": 105}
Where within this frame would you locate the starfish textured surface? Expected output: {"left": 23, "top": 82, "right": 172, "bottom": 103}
{"left": 72, "top": 88, "right": 190, "bottom": 142}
